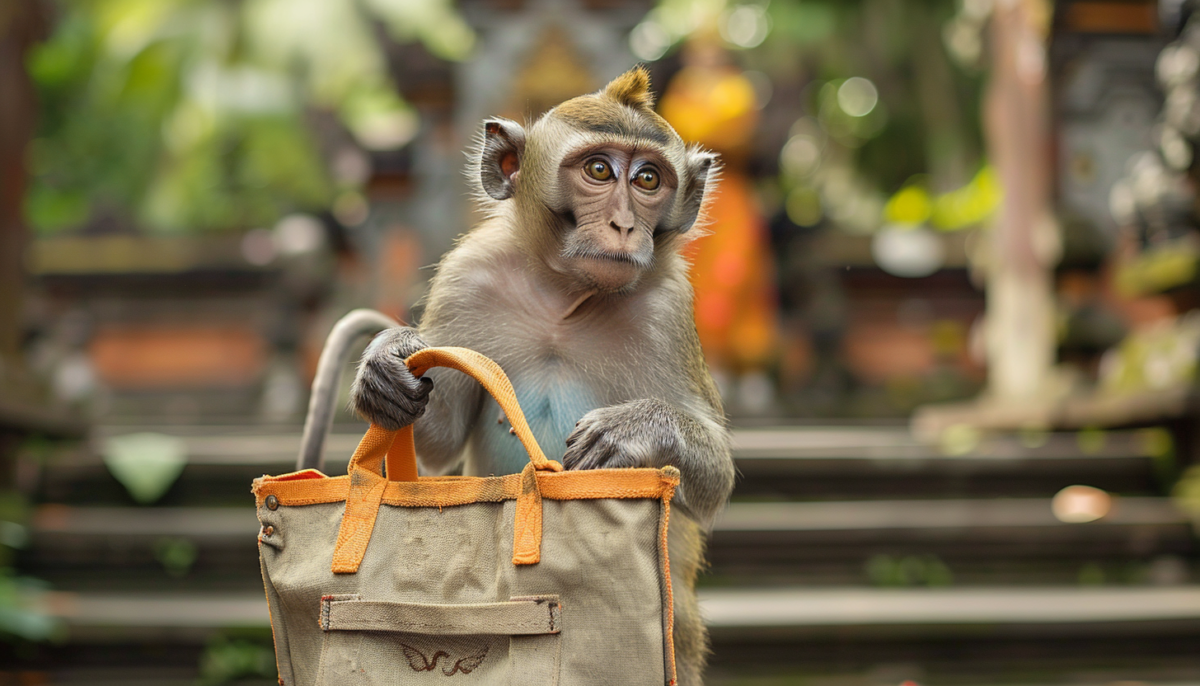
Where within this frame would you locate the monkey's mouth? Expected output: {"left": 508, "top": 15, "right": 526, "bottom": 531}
{"left": 561, "top": 245, "right": 652, "bottom": 270}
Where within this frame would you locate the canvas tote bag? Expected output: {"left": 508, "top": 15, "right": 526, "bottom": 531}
{"left": 254, "top": 346, "right": 681, "bottom": 686}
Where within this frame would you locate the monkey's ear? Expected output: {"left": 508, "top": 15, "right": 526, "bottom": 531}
{"left": 666, "top": 149, "right": 718, "bottom": 234}
{"left": 480, "top": 118, "right": 526, "bottom": 201}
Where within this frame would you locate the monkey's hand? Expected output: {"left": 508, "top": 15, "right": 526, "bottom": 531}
{"left": 562, "top": 399, "right": 674, "bottom": 472}
{"left": 563, "top": 398, "right": 734, "bottom": 529}
{"left": 349, "top": 327, "right": 433, "bottom": 431}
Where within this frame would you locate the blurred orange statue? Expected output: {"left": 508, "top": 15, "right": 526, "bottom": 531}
{"left": 659, "top": 37, "right": 779, "bottom": 411}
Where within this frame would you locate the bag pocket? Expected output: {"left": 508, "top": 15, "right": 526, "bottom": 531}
{"left": 315, "top": 594, "right": 562, "bottom": 686}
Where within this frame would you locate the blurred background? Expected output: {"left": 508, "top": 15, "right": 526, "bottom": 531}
{"left": 2, "top": 0, "right": 1200, "bottom": 683}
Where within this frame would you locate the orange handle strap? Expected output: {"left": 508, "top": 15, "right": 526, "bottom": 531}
{"left": 392, "top": 347, "right": 561, "bottom": 477}
{"left": 332, "top": 347, "right": 561, "bottom": 573}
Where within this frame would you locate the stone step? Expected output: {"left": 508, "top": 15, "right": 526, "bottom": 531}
{"left": 716, "top": 497, "right": 1188, "bottom": 532}
{"left": 29, "top": 496, "right": 1187, "bottom": 542}
{"left": 32, "top": 505, "right": 256, "bottom": 539}
{"left": 701, "top": 585, "right": 1200, "bottom": 630}
{"left": 708, "top": 497, "right": 1197, "bottom": 584}
{"left": 733, "top": 426, "right": 1167, "bottom": 498}
{"left": 35, "top": 586, "right": 1200, "bottom": 636}
{"left": 731, "top": 425, "right": 1158, "bottom": 461}
{"left": 32, "top": 425, "right": 1169, "bottom": 505}
{"left": 704, "top": 588, "right": 1200, "bottom": 683}
{"left": 24, "top": 497, "right": 1193, "bottom": 588}
{"left": 76, "top": 423, "right": 1156, "bottom": 465}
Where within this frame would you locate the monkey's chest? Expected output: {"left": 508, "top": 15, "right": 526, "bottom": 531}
{"left": 474, "top": 374, "right": 600, "bottom": 475}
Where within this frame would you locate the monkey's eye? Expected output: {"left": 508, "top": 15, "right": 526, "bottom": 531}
{"left": 584, "top": 159, "right": 614, "bottom": 181}
{"left": 632, "top": 167, "right": 660, "bottom": 191}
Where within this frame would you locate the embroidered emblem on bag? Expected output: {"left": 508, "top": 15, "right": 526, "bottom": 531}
{"left": 400, "top": 643, "right": 489, "bottom": 676}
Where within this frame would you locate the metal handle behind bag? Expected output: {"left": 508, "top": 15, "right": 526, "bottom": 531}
{"left": 332, "top": 347, "right": 563, "bottom": 574}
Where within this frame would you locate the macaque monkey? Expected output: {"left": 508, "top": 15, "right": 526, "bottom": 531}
{"left": 351, "top": 67, "right": 734, "bottom": 684}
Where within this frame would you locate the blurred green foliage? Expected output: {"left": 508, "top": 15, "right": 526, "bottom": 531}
{"left": 1174, "top": 464, "right": 1200, "bottom": 528}
{"left": 866, "top": 553, "right": 953, "bottom": 587}
{"left": 766, "top": 0, "right": 985, "bottom": 181}
{"left": 0, "top": 570, "right": 63, "bottom": 643}
{"left": 154, "top": 536, "right": 199, "bottom": 577}
{"left": 197, "top": 629, "right": 278, "bottom": 685}
{"left": 26, "top": 0, "right": 475, "bottom": 236}
{"left": 0, "top": 489, "right": 63, "bottom": 643}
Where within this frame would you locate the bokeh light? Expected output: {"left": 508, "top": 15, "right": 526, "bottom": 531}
{"left": 837, "top": 77, "right": 879, "bottom": 118}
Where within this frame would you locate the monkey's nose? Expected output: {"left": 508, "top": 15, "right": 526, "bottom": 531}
{"left": 609, "top": 220, "right": 635, "bottom": 236}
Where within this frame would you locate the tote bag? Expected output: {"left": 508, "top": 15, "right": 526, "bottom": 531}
{"left": 254, "top": 346, "right": 681, "bottom": 685}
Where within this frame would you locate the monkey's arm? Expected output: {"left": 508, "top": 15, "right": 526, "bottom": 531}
{"left": 563, "top": 397, "right": 733, "bottom": 529}
{"left": 409, "top": 362, "right": 484, "bottom": 474}
{"left": 349, "top": 324, "right": 484, "bottom": 474}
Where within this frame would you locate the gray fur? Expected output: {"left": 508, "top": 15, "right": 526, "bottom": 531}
{"left": 666, "top": 148, "right": 719, "bottom": 235}
{"left": 348, "top": 327, "right": 433, "bottom": 431}
{"left": 563, "top": 397, "right": 731, "bottom": 527}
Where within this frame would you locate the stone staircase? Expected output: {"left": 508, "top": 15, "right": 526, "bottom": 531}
{"left": 705, "top": 427, "right": 1200, "bottom": 684}
{"left": 6, "top": 424, "right": 1199, "bottom": 685}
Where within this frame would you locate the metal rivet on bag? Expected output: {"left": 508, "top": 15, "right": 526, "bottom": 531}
{"left": 266, "top": 495, "right": 279, "bottom": 510}
{"left": 263, "top": 525, "right": 275, "bottom": 536}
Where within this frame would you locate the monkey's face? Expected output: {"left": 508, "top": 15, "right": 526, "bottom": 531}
{"left": 555, "top": 144, "right": 676, "bottom": 292}
{"left": 476, "top": 68, "right": 719, "bottom": 295}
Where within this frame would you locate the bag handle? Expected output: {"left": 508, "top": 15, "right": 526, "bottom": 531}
{"left": 332, "top": 347, "right": 562, "bottom": 573}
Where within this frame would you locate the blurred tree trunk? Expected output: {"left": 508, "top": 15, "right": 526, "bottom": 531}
{"left": 0, "top": 2, "right": 45, "bottom": 384}
{"left": 983, "top": 0, "right": 1059, "bottom": 403}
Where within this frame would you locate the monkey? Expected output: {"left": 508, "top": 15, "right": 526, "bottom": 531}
{"left": 350, "top": 66, "right": 734, "bottom": 685}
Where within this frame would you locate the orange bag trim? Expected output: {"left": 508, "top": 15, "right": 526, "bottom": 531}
{"left": 386, "top": 427, "right": 419, "bottom": 482}
{"left": 511, "top": 463, "right": 543, "bottom": 565}
{"left": 658, "top": 466, "right": 680, "bottom": 685}
{"left": 330, "top": 470, "right": 388, "bottom": 574}
{"left": 253, "top": 468, "right": 678, "bottom": 509}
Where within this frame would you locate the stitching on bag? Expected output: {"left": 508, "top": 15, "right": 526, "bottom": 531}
{"left": 321, "top": 594, "right": 361, "bottom": 631}
{"left": 507, "top": 595, "right": 561, "bottom": 634}
{"left": 399, "top": 642, "right": 489, "bottom": 676}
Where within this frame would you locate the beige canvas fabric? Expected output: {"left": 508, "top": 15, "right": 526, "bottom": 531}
{"left": 254, "top": 347, "right": 680, "bottom": 686}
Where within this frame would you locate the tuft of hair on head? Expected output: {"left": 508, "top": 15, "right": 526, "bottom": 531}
{"left": 603, "top": 65, "right": 655, "bottom": 111}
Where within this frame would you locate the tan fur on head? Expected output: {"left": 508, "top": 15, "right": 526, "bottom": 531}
{"left": 603, "top": 65, "right": 655, "bottom": 110}
{"left": 551, "top": 66, "right": 677, "bottom": 147}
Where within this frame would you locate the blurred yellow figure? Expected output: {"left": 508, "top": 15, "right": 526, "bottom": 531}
{"left": 659, "top": 40, "right": 779, "bottom": 409}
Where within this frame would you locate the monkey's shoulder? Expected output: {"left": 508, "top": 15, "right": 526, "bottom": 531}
{"left": 424, "top": 243, "right": 528, "bottom": 311}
